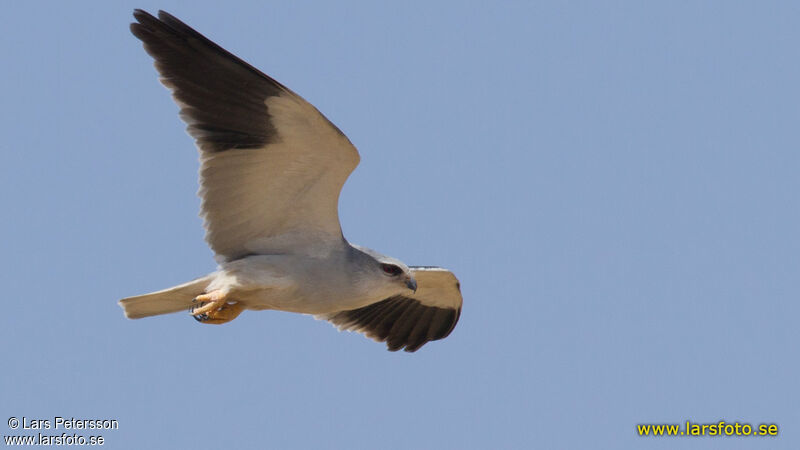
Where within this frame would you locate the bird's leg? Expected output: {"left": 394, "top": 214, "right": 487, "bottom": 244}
{"left": 195, "top": 302, "right": 245, "bottom": 325}
{"left": 191, "top": 290, "right": 245, "bottom": 325}
{"left": 191, "top": 290, "right": 228, "bottom": 315}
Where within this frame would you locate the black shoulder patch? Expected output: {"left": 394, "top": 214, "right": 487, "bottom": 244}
{"left": 327, "top": 296, "right": 461, "bottom": 352}
{"left": 131, "top": 10, "right": 287, "bottom": 152}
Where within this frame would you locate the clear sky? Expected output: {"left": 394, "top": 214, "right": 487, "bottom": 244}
{"left": 2, "top": 2, "right": 798, "bottom": 449}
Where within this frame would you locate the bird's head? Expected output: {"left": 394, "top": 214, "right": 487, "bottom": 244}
{"left": 351, "top": 245, "right": 417, "bottom": 297}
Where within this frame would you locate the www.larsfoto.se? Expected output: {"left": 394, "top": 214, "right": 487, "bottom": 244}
{"left": 638, "top": 421, "right": 778, "bottom": 437}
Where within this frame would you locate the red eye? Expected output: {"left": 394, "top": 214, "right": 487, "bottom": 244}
{"left": 381, "top": 264, "right": 402, "bottom": 276}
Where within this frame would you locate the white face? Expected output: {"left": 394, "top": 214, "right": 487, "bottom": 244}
{"left": 351, "top": 245, "right": 418, "bottom": 298}
{"left": 377, "top": 261, "right": 415, "bottom": 289}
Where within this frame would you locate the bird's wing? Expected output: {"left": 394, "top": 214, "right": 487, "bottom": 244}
{"left": 131, "top": 10, "right": 359, "bottom": 261}
{"left": 318, "top": 267, "right": 462, "bottom": 352}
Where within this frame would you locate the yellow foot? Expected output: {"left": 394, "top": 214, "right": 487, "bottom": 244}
{"left": 191, "top": 291, "right": 244, "bottom": 325}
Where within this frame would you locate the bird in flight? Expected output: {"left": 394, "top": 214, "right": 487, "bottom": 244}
{"left": 119, "top": 10, "right": 462, "bottom": 352}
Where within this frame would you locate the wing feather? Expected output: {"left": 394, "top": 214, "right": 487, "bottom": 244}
{"left": 318, "top": 268, "right": 463, "bottom": 352}
{"left": 131, "top": 10, "right": 359, "bottom": 261}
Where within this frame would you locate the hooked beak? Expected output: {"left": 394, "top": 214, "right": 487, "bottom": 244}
{"left": 405, "top": 276, "right": 418, "bottom": 293}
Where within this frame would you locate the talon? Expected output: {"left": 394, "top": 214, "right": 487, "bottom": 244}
{"left": 190, "top": 290, "right": 228, "bottom": 316}
{"left": 191, "top": 300, "right": 222, "bottom": 317}
{"left": 194, "top": 291, "right": 227, "bottom": 304}
{"left": 190, "top": 290, "right": 244, "bottom": 324}
{"left": 190, "top": 301, "right": 206, "bottom": 315}
{"left": 190, "top": 301, "right": 210, "bottom": 321}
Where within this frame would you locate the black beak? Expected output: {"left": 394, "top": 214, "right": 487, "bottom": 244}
{"left": 406, "top": 277, "right": 418, "bottom": 293}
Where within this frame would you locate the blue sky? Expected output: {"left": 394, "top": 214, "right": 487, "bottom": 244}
{"left": 2, "top": 1, "right": 799, "bottom": 449}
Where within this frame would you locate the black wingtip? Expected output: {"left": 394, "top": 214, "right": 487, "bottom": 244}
{"left": 325, "top": 296, "right": 461, "bottom": 353}
{"left": 130, "top": 9, "right": 157, "bottom": 39}
{"left": 157, "top": 10, "right": 179, "bottom": 22}
{"left": 156, "top": 10, "right": 192, "bottom": 34}
{"left": 128, "top": 7, "right": 287, "bottom": 153}
{"left": 132, "top": 8, "right": 154, "bottom": 23}
{"left": 131, "top": 9, "right": 174, "bottom": 21}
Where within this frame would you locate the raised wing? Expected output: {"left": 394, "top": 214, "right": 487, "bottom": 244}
{"left": 319, "top": 268, "right": 462, "bottom": 352}
{"left": 131, "top": 10, "right": 359, "bottom": 261}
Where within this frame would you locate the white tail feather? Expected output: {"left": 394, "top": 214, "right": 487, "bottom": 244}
{"left": 119, "top": 276, "right": 213, "bottom": 319}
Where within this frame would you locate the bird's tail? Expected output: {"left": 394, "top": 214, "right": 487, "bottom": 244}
{"left": 119, "top": 275, "right": 213, "bottom": 319}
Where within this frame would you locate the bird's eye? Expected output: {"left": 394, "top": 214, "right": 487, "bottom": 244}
{"left": 381, "top": 264, "right": 402, "bottom": 276}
